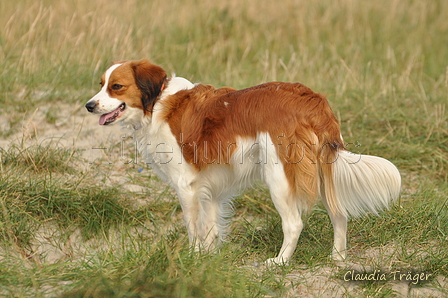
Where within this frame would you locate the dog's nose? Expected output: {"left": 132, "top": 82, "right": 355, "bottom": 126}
{"left": 85, "top": 101, "right": 96, "bottom": 113}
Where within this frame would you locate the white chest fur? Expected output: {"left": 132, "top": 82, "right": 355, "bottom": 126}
{"left": 132, "top": 77, "right": 196, "bottom": 193}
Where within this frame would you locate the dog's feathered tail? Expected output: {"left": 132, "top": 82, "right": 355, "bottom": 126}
{"left": 320, "top": 149, "right": 401, "bottom": 218}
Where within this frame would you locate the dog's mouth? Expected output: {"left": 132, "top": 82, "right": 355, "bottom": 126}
{"left": 99, "top": 103, "right": 126, "bottom": 125}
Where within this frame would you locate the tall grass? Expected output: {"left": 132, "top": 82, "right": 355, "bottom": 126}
{"left": 0, "top": 0, "right": 447, "bottom": 297}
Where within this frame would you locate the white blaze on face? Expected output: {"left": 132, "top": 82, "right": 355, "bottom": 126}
{"left": 87, "top": 63, "right": 123, "bottom": 114}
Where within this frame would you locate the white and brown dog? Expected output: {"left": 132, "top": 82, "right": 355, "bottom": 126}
{"left": 85, "top": 59, "right": 401, "bottom": 264}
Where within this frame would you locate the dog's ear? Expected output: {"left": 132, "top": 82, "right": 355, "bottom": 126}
{"left": 131, "top": 59, "right": 167, "bottom": 113}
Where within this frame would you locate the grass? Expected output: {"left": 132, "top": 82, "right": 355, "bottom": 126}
{"left": 1, "top": 0, "right": 447, "bottom": 296}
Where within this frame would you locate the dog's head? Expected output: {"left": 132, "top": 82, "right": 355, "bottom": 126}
{"left": 85, "top": 59, "right": 167, "bottom": 126}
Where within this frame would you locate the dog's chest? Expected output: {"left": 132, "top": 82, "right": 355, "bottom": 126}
{"left": 133, "top": 121, "right": 193, "bottom": 187}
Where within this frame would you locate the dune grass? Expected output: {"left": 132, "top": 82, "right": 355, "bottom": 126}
{"left": 0, "top": 0, "right": 447, "bottom": 296}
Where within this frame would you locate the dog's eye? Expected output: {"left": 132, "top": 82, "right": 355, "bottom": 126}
{"left": 112, "top": 84, "right": 123, "bottom": 90}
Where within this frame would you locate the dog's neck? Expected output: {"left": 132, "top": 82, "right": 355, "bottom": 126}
{"left": 125, "top": 76, "right": 195, "bottom": 132}
{"left": 160, "top": 76, "right": 195, "bottom": 99}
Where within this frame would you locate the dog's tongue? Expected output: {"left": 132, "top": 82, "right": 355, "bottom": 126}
{"left": 99, "top": 107, "right": 120, "bottom": 125}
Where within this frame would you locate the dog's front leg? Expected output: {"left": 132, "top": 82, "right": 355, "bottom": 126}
{"left": 176, "top": 184, "right": 218, "bottom": 252}
{"left": 179, "top": 196, "right": 219, "bottom": 252}
{"left": 197, "top": 197, "right": 221, "bottom": 251}
{"left": 178, "top": 195, "right": 221, "bottom": 252}
{"left": 182, "top": 205, "right": 199, "bottom": 244}
{"left": 174, "top": 177, "right": 201, "bottom": 248}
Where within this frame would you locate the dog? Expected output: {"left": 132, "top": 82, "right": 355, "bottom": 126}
{"left": 85, "top": 59, "right": 401, "bottom": 264}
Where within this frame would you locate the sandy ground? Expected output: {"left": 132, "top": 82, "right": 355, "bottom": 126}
{"left": 0, "top": 104, "right": 126, "bottom": 166}
{"left": 1, "top": 104, "right": 446, "bottom": 297}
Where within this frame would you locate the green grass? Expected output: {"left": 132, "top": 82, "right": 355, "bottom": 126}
{"left": 1, "top": 0, "right": 447, "bottom": 297}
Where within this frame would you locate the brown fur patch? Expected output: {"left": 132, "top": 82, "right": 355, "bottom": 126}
{"left": 160, "top": 82, "right": 344, "bottom": 205}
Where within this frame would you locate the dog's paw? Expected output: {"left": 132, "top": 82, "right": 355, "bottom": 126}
{"left": 264, "top": 257, "right": 289, "bottom": 266}
{"left": 331, "top": 250, "right": 346, "bottom": 262}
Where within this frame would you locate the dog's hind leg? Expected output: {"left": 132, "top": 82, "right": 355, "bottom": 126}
{"left": 256, "top": 133, "right": 303, "bottom": 265}
{"left": 267, "top": 195, "right": 304, "bottom": 265}
{"left": 321, "top": 196, "right": 348, "bottom": 261}
{"left": 263, "top": 164, "right": 304, "bottom": 265}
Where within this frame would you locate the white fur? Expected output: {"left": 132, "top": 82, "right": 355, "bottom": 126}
{"left": 161, "top": 76, "right": 197, "bottom": 99}
{"left": 316, "top": 150, "right": 401, "bottom": 261}
{"left": 333, "top": 150, "right": 401, "bottom": 217}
